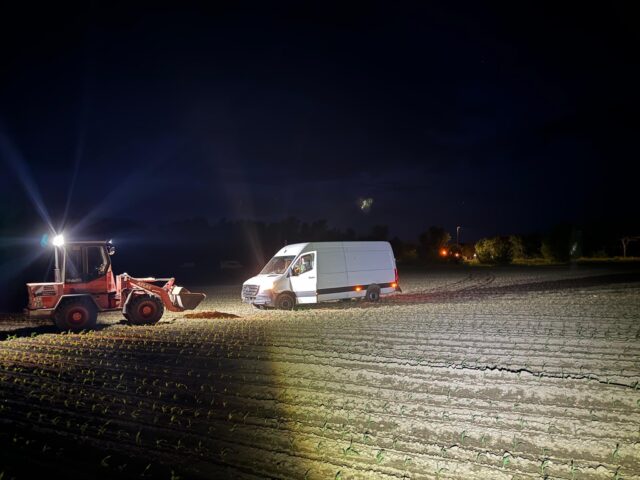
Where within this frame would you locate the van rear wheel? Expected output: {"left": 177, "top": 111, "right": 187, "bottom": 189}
{"left": 365, "top": 284, "right": 381, "bottom": 302}
{"left": 275, "top": 292, "right": 296, "bottom": 310}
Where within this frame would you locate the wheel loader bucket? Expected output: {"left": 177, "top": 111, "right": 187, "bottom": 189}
{"left": 170, "top": 286, "right": 206, "bottom": 310}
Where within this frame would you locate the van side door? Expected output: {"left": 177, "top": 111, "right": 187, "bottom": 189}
{"left": 289, "top": 252, "right": 317, "bottom": 304}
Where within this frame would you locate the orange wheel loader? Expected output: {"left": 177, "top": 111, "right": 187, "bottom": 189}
{"left": 24, "top": 238, "right": 206, "bottom": 331}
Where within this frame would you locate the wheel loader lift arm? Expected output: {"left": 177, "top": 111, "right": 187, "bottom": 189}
{"left": 122, "top": 276, "right": 206, "bottom": 313}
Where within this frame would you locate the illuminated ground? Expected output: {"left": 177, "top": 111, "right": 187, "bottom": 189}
{"left": 0, "top": 266, "right": 639, "bottom": 479}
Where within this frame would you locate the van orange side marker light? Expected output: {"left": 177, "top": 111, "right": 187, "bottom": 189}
{"left": 355, "top": 286, "right": 362, "bottom": 292}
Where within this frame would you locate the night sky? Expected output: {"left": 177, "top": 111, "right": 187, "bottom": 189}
{"left": 1, "top": 2, "right": 639, "bottom": 242}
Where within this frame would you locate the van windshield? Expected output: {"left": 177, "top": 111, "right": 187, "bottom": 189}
{"left": 260, "top": 255, "right": 295, "bottom": 275}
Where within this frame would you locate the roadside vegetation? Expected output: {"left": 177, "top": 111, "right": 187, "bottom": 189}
{"left": 392, "top": 223, "right": 640, "bottom": 267}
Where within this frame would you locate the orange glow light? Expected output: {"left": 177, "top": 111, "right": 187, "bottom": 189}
{"left": 355, "top": 286, "right": 362, "bottom": 292}
{"left": 391, "top": 282, "right": 397, "bottom": 288}
{"left": 440, "top": 248, "right": 448, "bottom": 256}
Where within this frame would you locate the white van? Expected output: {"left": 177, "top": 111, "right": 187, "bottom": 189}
{"left": 241, "top": 241, "right": 399, "bottom": 309}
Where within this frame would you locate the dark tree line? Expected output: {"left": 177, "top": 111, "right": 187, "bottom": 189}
{"left": 474, "top": 222, "right": 640, "bottom": 264}
{"left": 2, "top": 212, "right": 639, "bottom": 311}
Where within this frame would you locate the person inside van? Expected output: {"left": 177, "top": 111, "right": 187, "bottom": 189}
{"left": 293, "top": 254, "right": 314, "bottom": 275}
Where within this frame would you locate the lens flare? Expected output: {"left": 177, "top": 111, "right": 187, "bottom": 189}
{"left": 0, "top": 128, "right": 54, "bottom": 232}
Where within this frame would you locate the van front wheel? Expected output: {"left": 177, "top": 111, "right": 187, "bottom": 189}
{"left": 365, "top": 284, "right": 381, "bottom": 302}
{"left": 276, "top": 292, "right": 296, "bottom": 310}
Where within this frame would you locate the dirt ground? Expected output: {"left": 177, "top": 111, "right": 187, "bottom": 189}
{"left": 0, "top": 265, "right": 639, "bottom": 479}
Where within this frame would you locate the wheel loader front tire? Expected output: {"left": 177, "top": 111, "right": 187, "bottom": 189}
{"left": 126, "top": 295, "right": 164, "bottom": 325}
{"left": 54, "top": 299, "right": 97, "bottom": 331}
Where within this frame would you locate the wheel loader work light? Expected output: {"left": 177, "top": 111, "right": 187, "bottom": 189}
{"left": 52, "top": 234, "right": 65, "bottom": 247}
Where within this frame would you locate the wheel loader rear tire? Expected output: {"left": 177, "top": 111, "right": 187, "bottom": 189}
{"left": 54, "top": 299, "right": 97, "bottom": 331}
{"left": 126, "top": 295, "right": 164, "bottom": 325}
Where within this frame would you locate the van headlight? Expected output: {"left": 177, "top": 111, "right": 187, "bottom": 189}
{"left": 260, "top": 282, "right": 274, "bottom": 292}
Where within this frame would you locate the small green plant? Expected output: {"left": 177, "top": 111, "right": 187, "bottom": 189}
{"left": 140, "top": 464, "right": 152, "bottom": 477}
{"left": 511, "top": 436, "right": 522, "bottom": 450}
{"left": 540, "top": 459, "right": 550, "bottom": 476}
{"left": 569, "top": 460, "right": 580, "bottom": 479}
{"left": 612, "top": 443, "right": 621, "bottom": 462}
{"left": 375, "top": 449, "right": 385, "bottom": 464}
{"left": 342, "top": 439, "right": 360, "bottom": 457}
{"left": 435, "top": 465, "right": 448, "bottom": 479}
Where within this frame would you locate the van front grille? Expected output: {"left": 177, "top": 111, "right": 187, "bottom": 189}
{"left": 242, "top": 284, "right": 259, "bottom": 299}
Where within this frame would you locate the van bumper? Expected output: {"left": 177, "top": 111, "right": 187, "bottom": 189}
{"left": 242, "top": 292, "right": 275, "bottom": 307}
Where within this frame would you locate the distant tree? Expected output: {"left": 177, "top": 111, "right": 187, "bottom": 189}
{"left": 460, "top": 243, "right": 476, "bottom": 260}
{"left": 509, "top": 235, "right": 526, "bottom": 260}
{"left": 282, "top": 216, "right": 301, "bottom": 244}
{"left": 493, "top": 237, "right": 513, "bottom": 264}
{"left": 389, "top": 236, "right": 403, "bottom": 256}
{"left": 364, "top": 225, "right": 389, "bottom": 241}
{"left": 418, "top": 226, "right": 451, "bottom": 261}
{"left": 520, "top": 233, "right": 543, "bottom": 258}
{"left": 474, "top": 236, "right": 513, "bottom": 264}
{"left": 309, "top": 219, "right": 329, "bottom": 240}
{"left": 474, "top": 238, "right": 493, "bottom": 263}
{"left": 390, "top": 236, "right": 418, "bottom": 264}
{"left": 399, "top": 246, "right": 419, "bottom": 263}
{"left": 570, "top": 228, "right": 583, "bottom": 259}
{"left": 541, "top": 224, "right": 572, "bottom": 262}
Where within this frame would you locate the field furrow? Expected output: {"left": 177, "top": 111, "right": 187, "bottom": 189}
{"left": 1, "top": 267, "right": 639, "bottom": 479}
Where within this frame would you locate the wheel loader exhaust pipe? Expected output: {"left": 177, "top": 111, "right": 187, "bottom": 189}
{"left": 170, "top": 286, "right": 206, "bottom": 310}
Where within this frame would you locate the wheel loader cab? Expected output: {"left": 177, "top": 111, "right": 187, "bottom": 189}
{"left": 61, "top": 242, "right": 117, "bottom": 297}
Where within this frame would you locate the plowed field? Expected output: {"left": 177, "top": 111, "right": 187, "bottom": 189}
{"left": 1, "top": 266, "right": 639, "bottom": 479}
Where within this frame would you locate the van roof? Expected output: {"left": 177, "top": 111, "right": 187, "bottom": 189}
{"left": 274, "top": 241, "right": 391, "bottom": 257}
{"left": 274, "top": 243, "right": 309, "bottom": 257}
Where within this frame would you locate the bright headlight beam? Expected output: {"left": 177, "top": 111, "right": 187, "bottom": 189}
{"left": 52, "top": 234, "right": 65, "bottom": 247}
